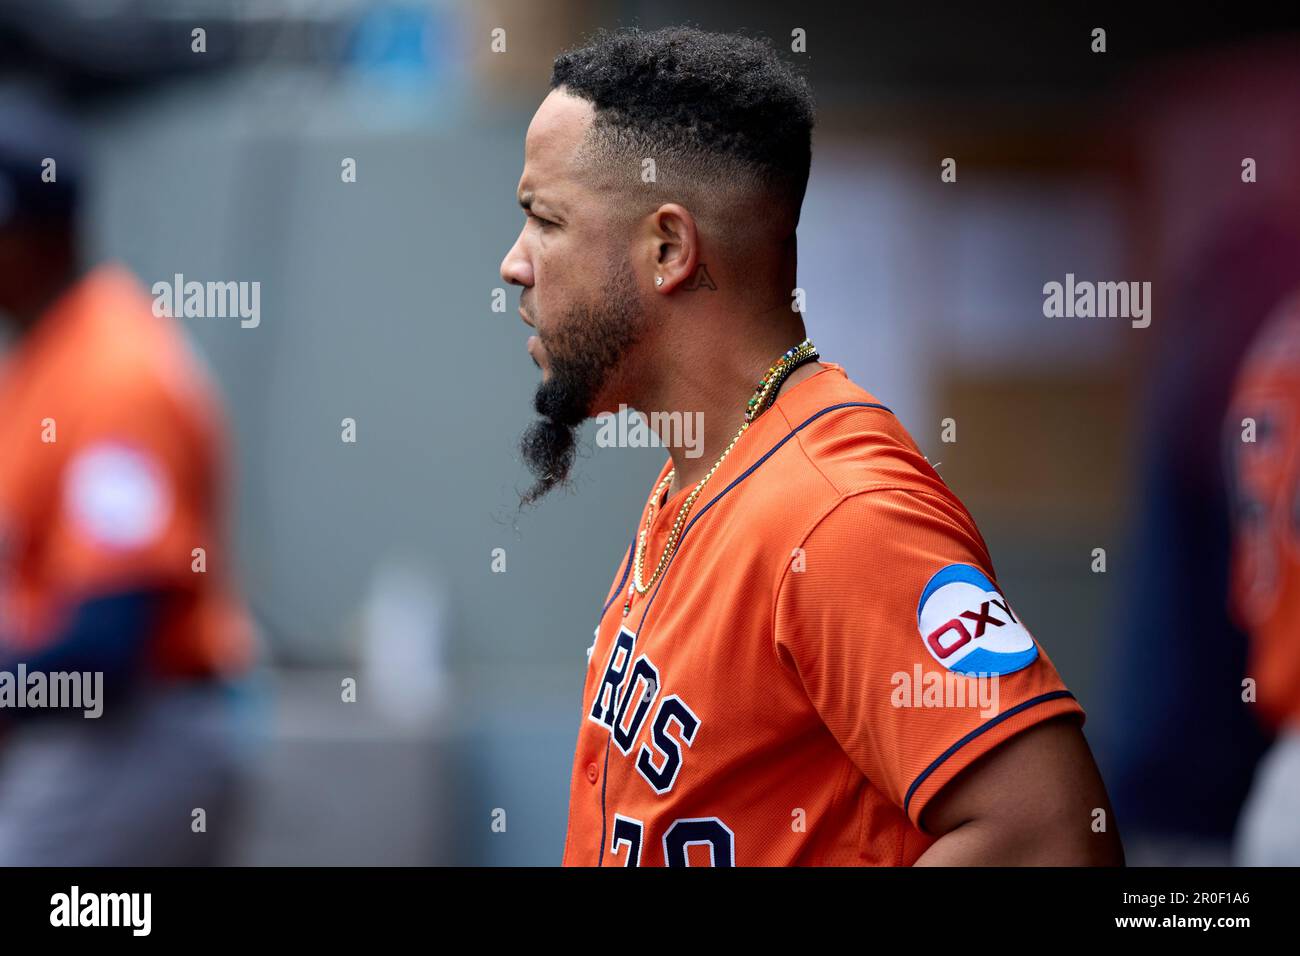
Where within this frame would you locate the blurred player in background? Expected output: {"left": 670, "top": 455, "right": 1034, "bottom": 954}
{"left": 502, "top": 27, "right": 1121, "bottom": 866}
{"left": 1089, "top": 213, "right": 1300, "bottom": 864}
{"left": 1226, "top": 289, "right": 1300, "bottom": 865}
{"left": 0, "top": 88, "right": 256, "bottom": 864}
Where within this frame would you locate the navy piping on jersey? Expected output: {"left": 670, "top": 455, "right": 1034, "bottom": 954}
{"left": 595, "top": 539, "right": 635, "bottom": 862}
{"left": 903, "top": 689, "right": 1078, "bottom": 820}
{"left": 594, "top": 400, "right": 892, "bottom": 864}
{"left": 601, "top": 538, "right": 637, "bottom": 617}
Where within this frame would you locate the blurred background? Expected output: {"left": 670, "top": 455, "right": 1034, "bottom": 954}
{"left": 1, "top": 0, "right": 1298, "bottom": 865}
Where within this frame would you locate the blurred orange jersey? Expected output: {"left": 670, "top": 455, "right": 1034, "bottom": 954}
{"left": 0, "top": 263, "right": 252, "bottom": 678}
{"left": 563, "top": 362, "right": 1084, "bottom": 866}
{"left": 1227, "top": 291, "right": 1300, "bottom": 729}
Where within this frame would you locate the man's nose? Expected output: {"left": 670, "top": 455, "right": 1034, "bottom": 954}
{"left": 500, "top": 230, "right": 533, "bottom": 290}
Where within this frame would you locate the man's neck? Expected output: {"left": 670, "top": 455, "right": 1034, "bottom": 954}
{"left": 646, "top": 324, "right": 817, "bottom": 500}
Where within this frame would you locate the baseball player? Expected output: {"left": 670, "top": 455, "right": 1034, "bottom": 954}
{"left": 501, "top": 27, "right": 1121, "bottom": 866}
{"left": 0, "top": 89, "right": 256, "bottom": 864}
{"left": 1226, "top": 289, "right": 1300, "bottom": 865}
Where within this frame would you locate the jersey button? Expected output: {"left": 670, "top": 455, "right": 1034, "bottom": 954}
{"left": 585, "top": 762, "right": 599, "bottom": 784}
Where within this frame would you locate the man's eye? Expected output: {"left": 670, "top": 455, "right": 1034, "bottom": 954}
{"left": 529, "top": 213, "right": 556, "bottom": 229}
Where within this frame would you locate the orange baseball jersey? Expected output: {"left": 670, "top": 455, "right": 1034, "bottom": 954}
{"left": 562, "top": 362, "right": 1084, "bottom": 866}
{"left": 1227, "top": 291, "right": 1300, "bottom": 730}
{"left": 0, "top": 263, "right": 253, "bottom": 678}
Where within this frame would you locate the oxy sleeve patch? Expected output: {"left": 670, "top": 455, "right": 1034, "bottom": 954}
{"left": 917, "top": 564, "right": 1037, "bottom": 676}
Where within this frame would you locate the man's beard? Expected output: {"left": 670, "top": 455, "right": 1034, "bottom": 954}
{"left": 518, "top": 264, "right": 645, "bottom": 508}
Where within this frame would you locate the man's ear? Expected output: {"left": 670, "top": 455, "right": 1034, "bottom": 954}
{"left": 646, "top": 203, "right": 699, "bottom": 294}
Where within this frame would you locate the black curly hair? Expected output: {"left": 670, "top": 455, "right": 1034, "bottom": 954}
{"left": 550, "top": 26, "right": 815, "bottom": 232}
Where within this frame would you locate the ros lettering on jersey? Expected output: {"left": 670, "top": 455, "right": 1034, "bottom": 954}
{"left": 588, "top": 625, "right": 701, "bottom": 796}
{"left": 586, "top": 625, "right": 734, "bottom": 866}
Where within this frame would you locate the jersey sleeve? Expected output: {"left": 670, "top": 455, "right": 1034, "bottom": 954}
{"left": 36, "top": 380, "right": 209, "bottom": 604}
{"left": 772, "top": 487, "right": 1084, "bottom": 831}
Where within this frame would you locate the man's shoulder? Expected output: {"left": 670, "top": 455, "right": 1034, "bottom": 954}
{"left": 768, "top": 364, "right": 950, "bottom": 504}
{"left": 713, "top": 366, "right": 971, "bottom": 564}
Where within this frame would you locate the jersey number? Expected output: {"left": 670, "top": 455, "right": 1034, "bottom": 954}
{"left": 609, "top": 815, "right": 735, "bottom": 867}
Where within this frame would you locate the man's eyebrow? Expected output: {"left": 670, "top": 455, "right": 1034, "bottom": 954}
{"left": 518, "top": 191, "right": 564, "bottom": 218}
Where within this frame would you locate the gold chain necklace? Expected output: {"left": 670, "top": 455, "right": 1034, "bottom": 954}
{"left": 624, "top": 339, "right": 818, "bottom": 616}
